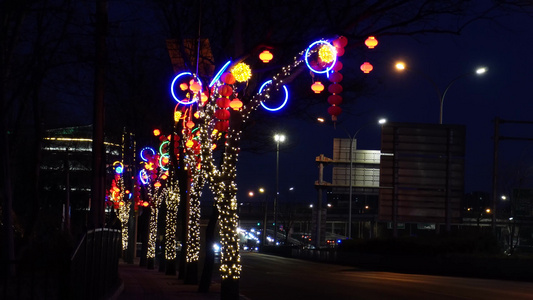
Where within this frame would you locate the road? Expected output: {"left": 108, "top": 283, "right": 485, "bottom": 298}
{"left": 239, "top": 252, "right": 533, "bottom": 300}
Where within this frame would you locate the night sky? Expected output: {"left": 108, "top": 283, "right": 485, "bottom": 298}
{"left": 235, "top": 11, "right": 533, "bottom": 206}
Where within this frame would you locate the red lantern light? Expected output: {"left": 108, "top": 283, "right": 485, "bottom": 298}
{"left": 365, "top": 36, "right": 378, "bottom": 49}
{"left": 229, "top": 99, "right": 243, "bottom": 110}
{"left": 332, "top": 36, "right": 348, "bottom": 48}
{"left": 333, "top": 61, "right": 343, "bottom": 72}
{"left": 215, "top": 109, "right": 230, "bottom": 120}
{"left": 259, "top": 50, "right": 273, "bottom": 63}
{"left": 221, "top": 72, "right": 236, "bottom": 85}
{"left": 216, "top": 97, "right": 231, "bottom": 108}
{"left": 311, "top": 81, "right": 325, "bottom": 94}
{"left": 186, "top": 120, "right": 195, "bottom": 128}
{"left": 215, "top": 120, "right": 229, "bottom": 132}
{"left": 328, "top": 72, "right": 343, "bottom": 83}
{"left": 328, "top": 83, "right": 343, "bottom": 94}
{"left": 335, "top": 46, "right": 345, "bottom": 57}
{"left": 328, "top": 105, "right": 342, "bottom": 116}
{"left": 328, "top": 95, "right": 343, "bottom": 106}
{"left": 219, "top": 85, "right": 233, "bottom": 97}
{"left": 360, "top": 62, "right": 373, "bottom": 74}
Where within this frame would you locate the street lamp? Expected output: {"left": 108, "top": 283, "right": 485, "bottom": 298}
{"left": 346, "top": 118, "right": 386, "bottom": 239}
{"left": 395, "top": 61, "right": 487, "bottom": 124}
{"left": 318, "top": 117, "right": 386, "bottom": 239}
{"left": 273, "top": 133, "right": 286, "bottom": 245}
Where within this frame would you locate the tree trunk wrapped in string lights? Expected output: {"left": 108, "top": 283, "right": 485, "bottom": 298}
{"left": 164, "top": 180, "right": 180, "bottom": 262}
{"left": 186, "top": 170, "right": 203, "bottom": 264}
{"left": 146, "top": 184, "right": 166, "bottom": 268}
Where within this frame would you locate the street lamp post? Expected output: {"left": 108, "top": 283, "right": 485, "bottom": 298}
{"left": 345, "top": 118, "right": 386, "bottom": 239}
{"left": 259, "top": 187, "right": 267, "bottom": 246}
{"left": 318, "top": 118, "right": 386, "bottom": 239}
{"left": 273, "top": 134, "right": 286, "bottom": 245}
{"left": 395, "top": 62, "right": 487, "bottom": 124}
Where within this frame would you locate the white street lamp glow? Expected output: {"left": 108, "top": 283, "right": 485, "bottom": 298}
{"left": 378, "top": 118, "right": 387, "bottom": 124}
{"left": 274, "top": 134, "right": 286, "bottom": 142}
{"left": 476, "top": 67, "right": 487, "bottom": 74}
{"left": 395, "top": 62, "right": 406, "bottom": 70}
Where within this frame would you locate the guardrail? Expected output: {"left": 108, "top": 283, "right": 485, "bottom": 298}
{"left": 70, "top": 228, "right": 121, "bottom": 300}
{"left": 1, "top": 228, "right": 121, "bottom": 300}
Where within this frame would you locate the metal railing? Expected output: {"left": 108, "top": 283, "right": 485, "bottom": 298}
{"left": 70, "top": 228, "right": 121, "bottom": 300}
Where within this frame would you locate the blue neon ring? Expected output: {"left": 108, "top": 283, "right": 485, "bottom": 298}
{"left": 139, "top": 169, "right": 149, "bottom": 185}
{"left": 170, "top": 72, "right": 203, "bottom": 105}
{"left": 304, "top": 40, "right": 337, "bottom": 74}
{"left": 140, "top": 147, "right": 155, "bottom": 162}
{"left": 259, "top": 80, "right": 289, "bottom": 112}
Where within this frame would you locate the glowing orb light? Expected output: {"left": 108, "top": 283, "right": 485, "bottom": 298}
{"left": 305, "top": 40, "right": 337, "bottom": 74}
{"left": 318, "top": 44, "right": 336, "bottom": 63}
{"left": 230, "top": 62, "right": 252, "bottom": 82}
{"left": 113, "top": 161, "right": 124, "bottom": 174}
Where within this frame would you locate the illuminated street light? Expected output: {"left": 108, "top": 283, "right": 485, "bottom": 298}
{"left": 273, "top": 133, "right": 286, "bottom": 245}
{"left": 319, "top": 117, "right": 386, "bottom": 239}
{"left": 395, "top": 61, "right": 487, "bottom": 124}
{"left": 346, "top": 118, "right": 386, "bottom": 239}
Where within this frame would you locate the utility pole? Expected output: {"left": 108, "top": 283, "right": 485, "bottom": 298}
{"left": 90, "top": 0, "right": 108, "bottom": 228}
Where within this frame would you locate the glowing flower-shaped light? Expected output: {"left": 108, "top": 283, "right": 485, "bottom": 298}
{"left": 318, "top": 44, "right": 336, "bottom": 63}
{"left": 230, "top": 62, "right": 252, "bottom": 82}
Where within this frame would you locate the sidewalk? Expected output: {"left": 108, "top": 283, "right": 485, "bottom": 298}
{"left": 109, "top": 258, "right": 223, "bottom": 300}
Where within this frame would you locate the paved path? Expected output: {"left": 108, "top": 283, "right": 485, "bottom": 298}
{"left": 110, "top": 259, "right": 223, "bottom": 300}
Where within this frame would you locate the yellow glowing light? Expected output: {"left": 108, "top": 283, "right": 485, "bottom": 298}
{"left": 229, "top": 99, "right": 243, "bottom": 110}
{"left": 179, "top": 83, "right": 189, "bottom": 91}
{"left": 174, "top": 111, "right": 182, "bottom": 122}
{"left": 311, "top": 81, "right": 324, "bottom": 93}
{"left": 186, "top": 139, "right": 194, "bottom": 148}
{"left": 230, "top": 62, "right": 252, "bottom": 82}
{"left": 153, "top": 129, "right": 161, "bottom": 136}
{"left": 259, "top": 50, "right": 273, "bottom": 63}
{"left": 395, "top": 62, "right": 406, "bottom": 70}
{"left": 154, "top": 181, "right": 161, "bottom": 188}
{"left": 318, "top": 44, "right": 336, "bottom": 63}
{"left": 365, "top": 36, "right": 378, "bottom": 49}
{"left": 201, "top": 93, "right": 208, "bottom": 103}
{"left": 189, "top": 79, "right": 202, "bottom": 93}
